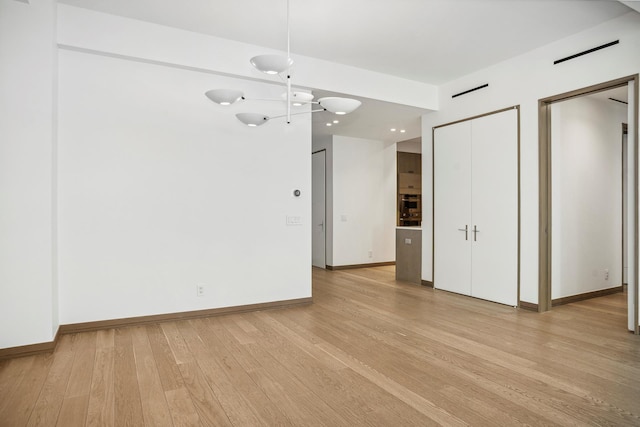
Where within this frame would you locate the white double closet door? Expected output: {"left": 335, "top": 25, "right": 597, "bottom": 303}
{"left": 434, "top": 108, "right": 518, "bottom": 306}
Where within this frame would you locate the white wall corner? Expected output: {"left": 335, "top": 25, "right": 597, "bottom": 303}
{"left": 1, "top": 0, "right": 57, "bottom": 348}
{"left": 620, "top": 1, "right": 640, "bottom": 14}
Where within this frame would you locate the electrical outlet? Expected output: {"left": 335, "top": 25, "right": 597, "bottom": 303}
{"left": 197, "top": 284, "right": 205, "bottom": 297}
{"left": 368, "top": 250, "right": 373, "bottom": 258}
{"left": 604, "top": 269, "right": 609, "bottom": 281}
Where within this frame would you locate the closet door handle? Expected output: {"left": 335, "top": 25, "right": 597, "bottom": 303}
{"left": 472, "top": 225, "right": 479, "bottom": 241}
{"left": 457, "top": 225, "right": 468, "bottom": 240}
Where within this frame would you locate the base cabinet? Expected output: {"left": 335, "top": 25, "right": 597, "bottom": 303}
{"left": 396, "top": 228, "right": 421, "bottom": 284}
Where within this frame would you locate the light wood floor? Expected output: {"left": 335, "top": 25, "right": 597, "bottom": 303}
{"left": 1, "top": 266, "right": 639, "bottom": 426}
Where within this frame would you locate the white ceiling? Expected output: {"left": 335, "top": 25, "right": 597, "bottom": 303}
{"left": 310, "top": 89, "right": 427, "bottom": 143}
{"left": 585, "top": 85, "right": 629, "bottom": 104}
{"left": 58, "top": 0, "right": 634, "bottom": 142}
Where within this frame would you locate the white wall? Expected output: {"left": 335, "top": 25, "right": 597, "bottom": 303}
{"left": 0, "top": 0, "right": 57, "bottom": 348}
{"left": 422, "top": 11, "right": 640, "bottom": 306}
{"left": 330, "top": 136, "right": 396, "bottom": 266}
{"left": 57, "top": 49, "right": 312, "bottom": 324}
{"left": 2, "top": 0, "right": 316, "bottom": 348}
{"left": 551, "top": 96, "right": 626, "bottom": 299}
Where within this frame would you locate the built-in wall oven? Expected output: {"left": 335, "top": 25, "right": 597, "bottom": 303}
{"left": 399, "top": 194, "right": 422, "bottom": 226}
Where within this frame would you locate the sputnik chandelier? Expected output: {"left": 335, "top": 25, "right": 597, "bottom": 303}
{"left": 204, "top": 0, "right": 361, "bottom": 127}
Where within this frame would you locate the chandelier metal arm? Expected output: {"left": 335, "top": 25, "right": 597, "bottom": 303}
{"left": 245, "top": 96, "right": 314, "bottom": 104}
{"left": 270, "top": 108, "right": 326, "bottom": 121}
{"left": 286, "top": 0, "right": 291, "bottom": 124}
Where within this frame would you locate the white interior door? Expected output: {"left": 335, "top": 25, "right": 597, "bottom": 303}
{"left": 434, "top": 121, "right": 472, "bottom": 296}
{"left": 470, "top": 109, "right": 518, "bottom": 306}
{"left": 312, "top": 150, "right": 326, "bottom": 268}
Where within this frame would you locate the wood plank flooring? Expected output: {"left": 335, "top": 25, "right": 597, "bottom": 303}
{"left": 1, "top": 266, "right": 639, "bottom": 426}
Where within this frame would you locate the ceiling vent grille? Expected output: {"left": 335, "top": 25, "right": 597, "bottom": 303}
{"left": 609, "top": 97, "right": 628, "bottom": 105}
{"left": 452, "top": 83, "right": 489, "bottom": 99}
{"left": 554, "top": 40, "right": 619, "bottom": 65}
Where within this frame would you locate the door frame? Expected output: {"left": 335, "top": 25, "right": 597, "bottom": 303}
{"left": 623, "top": 123, "right": 629, "bottom": 290}
{"left": 538, "top": 74, "right": 640, "bottom": 335}
{"left": 312, "top": 149, "right": 327, "bottom": 269}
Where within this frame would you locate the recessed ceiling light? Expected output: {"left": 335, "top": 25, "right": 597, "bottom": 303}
{"left": 326, "top": 123, "right": 332, "bottom": 127}
{"left": 333, "top": 120, "right": 339, "bottom": 124}
{"left": 400, "top": 129, "right": 406, "bottom": 133}
{"left": 390, "top": 128, "right": 396, "bottom": 132}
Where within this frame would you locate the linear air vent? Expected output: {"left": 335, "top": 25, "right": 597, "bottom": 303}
{"left": 452, "top": 83, "right": 489, "bottom": 99}
{"left": 608, "top": 97, "right": 628, "bottom": 105}
{"left": 553, "top": 40, "right": 619, "bottom": 65}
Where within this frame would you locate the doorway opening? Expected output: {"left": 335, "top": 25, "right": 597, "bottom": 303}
{"left": 539, "top": 75, "right": 639, "bottom": 334}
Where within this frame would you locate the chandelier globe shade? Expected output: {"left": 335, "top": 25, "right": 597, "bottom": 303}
{"left": 205, "top": 89, "right": 244, "bottom": 106}
{"left": 236, "top": 113, "right": 269, "bottom": 127}
{"left": 317, "top": 97, "right": 362, "bottom": 115}
{"left": 250, "top": 54, "right": 294, "bottom": 75}
{"left": 281, "top": 91, "right": 314, "bottom": 106}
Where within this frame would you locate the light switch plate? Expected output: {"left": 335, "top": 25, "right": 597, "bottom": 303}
{"left": 286, "top": 216, "right": 302, "bottom": 226}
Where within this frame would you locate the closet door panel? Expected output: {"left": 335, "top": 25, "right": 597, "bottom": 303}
{"left": 470, "top": 109, "right": 518, "bottom": 306}
{"left": 434, "top": 122, "right": 472, "bottom": 296}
